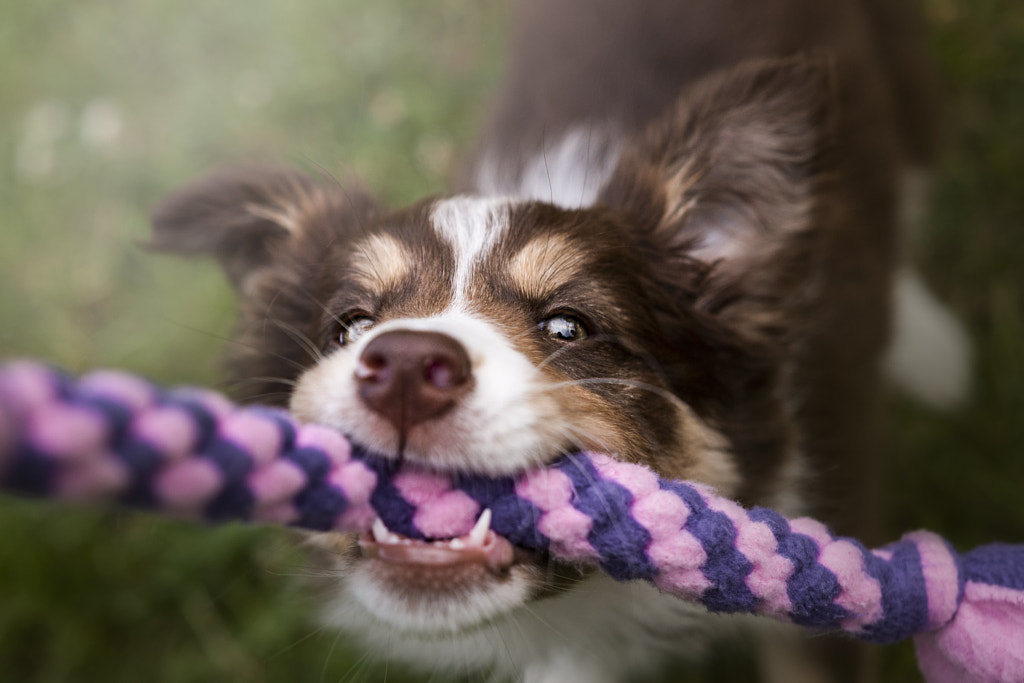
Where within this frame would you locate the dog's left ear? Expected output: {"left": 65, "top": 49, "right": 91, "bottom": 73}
{"left": 599, "top": 56, "right": 836, "bottom": 348}
{"left": 149, "top": 164, "right": 378, "bottom": 296}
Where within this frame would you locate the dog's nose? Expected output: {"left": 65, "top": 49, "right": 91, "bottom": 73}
{"left": 355, "top": 329, "right": 473, "bottom": 431}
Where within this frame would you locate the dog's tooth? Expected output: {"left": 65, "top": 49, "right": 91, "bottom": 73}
{"left": 372, "top": 517, "right": 389, "bottom": 542}
{"left": 468, "top": 508, "right": 492, "bottom": 546}
{"left": 449, "top": 538, "right": 466, "bottom": 550}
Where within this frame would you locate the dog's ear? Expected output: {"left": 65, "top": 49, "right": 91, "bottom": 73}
{"left": 600, "top": 57, "right": 836, "bottom": 348}
{"left": 149, "top": 164, "right": 377, "bottom": 294}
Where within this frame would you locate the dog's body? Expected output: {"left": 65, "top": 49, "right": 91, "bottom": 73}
{"left": 151, "top": 1, "right": 955, "bottom": 681}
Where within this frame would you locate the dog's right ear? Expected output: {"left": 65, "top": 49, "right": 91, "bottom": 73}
{"left": 149, "top": 165, "right": 377, "bottom": 294}
{"left": 599, "top": 57, "right": 836, "bottom": 351}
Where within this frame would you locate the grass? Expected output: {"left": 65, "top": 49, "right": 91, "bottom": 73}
{"left": 0, "top": 0, "right": 1021, "bottom": 681}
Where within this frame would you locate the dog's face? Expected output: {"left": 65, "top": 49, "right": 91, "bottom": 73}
{"left": 292, "top": 196, "right": 730, "bottom": 479}
{"left": 150, "top": 58, "right": 830, "bottom": 652}
{"left": 295, "top": 195, "right": 747, "bottom": 634}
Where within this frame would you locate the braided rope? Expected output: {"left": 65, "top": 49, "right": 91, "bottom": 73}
{"left": 1, "top": 361, "right": 1022, "bottom": 681}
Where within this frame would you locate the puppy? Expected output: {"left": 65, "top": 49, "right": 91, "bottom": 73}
{"left": 150, "top": 0, "right": 949, "bottom": 680}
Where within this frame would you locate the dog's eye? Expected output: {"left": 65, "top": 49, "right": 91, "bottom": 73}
{"left": 539, "top": 313, "right": 589, "bottom": 342}
{"left": 339, "top": 315, "right": 375, "bottom": 347}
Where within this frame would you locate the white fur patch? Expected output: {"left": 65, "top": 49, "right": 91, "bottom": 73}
{"left": 474, "top": 126, "right": 621, "bottom": 209}
{"left": 324, "top": 572, "right": 737, "bottom": 683}
{"left": 341, "top": 560, "right": 535, "bottom": 633}
{"left": 289, "top": 311, "right": 570, "bottom": 475}
{"left": 886, "top": 170, "right": 973, "bottom": 410}
{"left": 430, "top": 195, "right": 513, "bottom": 307}
{"left": 885, "top": 267, "right": 972, "bottom": 410}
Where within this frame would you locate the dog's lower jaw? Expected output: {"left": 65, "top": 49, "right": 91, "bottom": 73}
{"left": 321, "top": 551, "right": 740, "bottom": 683}
{"left": 341, "top": 552, "right": 542, "bottom": 634}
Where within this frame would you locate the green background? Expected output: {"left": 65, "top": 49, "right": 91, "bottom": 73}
{"left": 0, "top": 1, "right": 1021, "bottom": 680}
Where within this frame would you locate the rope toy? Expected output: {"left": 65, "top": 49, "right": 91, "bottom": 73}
{"left": 1, "top": 360, "right": 1021, "bottom": 683}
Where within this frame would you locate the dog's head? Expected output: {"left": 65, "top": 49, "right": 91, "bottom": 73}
{"left": 150, "top": 58, "right": 832, "bottom": 643}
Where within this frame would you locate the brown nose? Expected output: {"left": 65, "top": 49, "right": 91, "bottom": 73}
{"left": 355, "top": 329, "right": 473, "bottom": 432}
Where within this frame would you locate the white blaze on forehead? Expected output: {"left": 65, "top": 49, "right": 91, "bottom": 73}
{"left": 430, "top": 195, "right": 513, "bottom": 305}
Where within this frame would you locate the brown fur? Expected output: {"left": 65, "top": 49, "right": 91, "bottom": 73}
{"left": 462, "top": 0, "right": 936, "bottom": 547}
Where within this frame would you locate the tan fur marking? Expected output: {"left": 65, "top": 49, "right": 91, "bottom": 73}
{"left": 671, "top": 405, "right": 740, "bottom": 496}
{"left": 535, "top": 368, "right": 739, "bottom": 497}
{"left": 349, "top": 234, "right": 412, "bottom": 292}
{"left": 243, "top": 175, "right": 333, "bottom": 235}
{"left": 661, "top": 157, "right": 703, "bottom": 225}
{"left": 508, "top": 234, "right": 588, "bottom": 300}
{"left": 245, "top": 203, "right": 303, "bottom": 234}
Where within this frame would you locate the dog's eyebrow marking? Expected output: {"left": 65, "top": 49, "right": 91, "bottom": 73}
{"left": 349, "top": 233, "right": 411, "bottom": 291}
{"left": 508, "top": 233, "right": 588, "bottom": 301}
{"left": 430, "top": 195, "right": 513, "bottom": 306}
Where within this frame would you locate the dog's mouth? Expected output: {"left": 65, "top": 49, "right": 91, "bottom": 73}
{"left": 337, "top": 505, "right": 566, "bottom": 635}
{"left": 358, "top": 509, "right": 516, "bottom": 575}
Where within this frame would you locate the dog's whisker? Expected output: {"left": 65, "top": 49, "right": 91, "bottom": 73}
{"left": 493, "top": 617, "right": 524, "bottom": 680}
{"left": 226, "top": 375, "right": 298, "bottom": 389}
{"left": 271, "top": 623, "right": 329, "bottom": 659}
{"left": 325, "top": 628, "right": 364, "bottom": 683}
{"left": 547, "top": 376, "right": 691, "bottom": 415}
{"left": 303, "top": 292, "right": 348, "bottom": 332}
{"left": 228, "top": 390, "right": 293, "bottom": 404}
{"left": 518, "top": 601, "right": 572, "bottom": 646}
{"left": 558, "top": 422, "right": 609, "bottom": 455}
{"left": 162, "top": 317, "right": 309, "bottom": 375}
{"left": 269, "top": 317, "right": 324, "bottom": 363}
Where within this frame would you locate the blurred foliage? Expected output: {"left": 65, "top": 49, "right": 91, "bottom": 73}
{"left": 0, "top": 0, "right": 1021, "bottom": 681}
{"left": 0, "top": 2, "right": 502, "bottom": 681}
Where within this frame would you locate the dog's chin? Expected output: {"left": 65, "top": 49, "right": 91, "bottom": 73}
{"left": 325, "top": 530, "right": 579, "bottom": 637}
{"left": 347, "top": 550, "right": 539, "bottom": 633}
